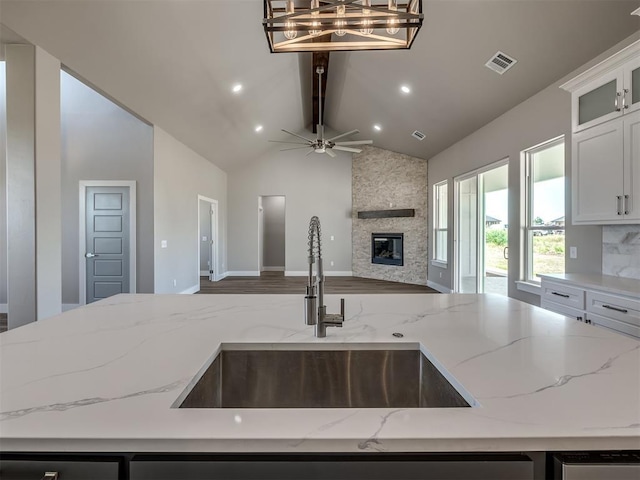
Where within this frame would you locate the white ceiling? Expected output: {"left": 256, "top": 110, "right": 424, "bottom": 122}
{"left": 1, "top": 0, "right": 638, "bottom": 171}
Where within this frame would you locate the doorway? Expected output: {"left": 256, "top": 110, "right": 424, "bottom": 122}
{"left": 79, "top": 181, "right": 137, "bottom": 305}
{"left": 258, "top": 196, "right": 286, "bottom": 274}
{"left": 454, "top": 161, "right": 509, "bottom": 295}
{"left": 198, "top": 196, "right": 219, "bottom": 282}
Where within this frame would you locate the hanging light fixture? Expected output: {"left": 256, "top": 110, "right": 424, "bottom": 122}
{"left": 263, "top": 0, "right": 423, "bottom": 53}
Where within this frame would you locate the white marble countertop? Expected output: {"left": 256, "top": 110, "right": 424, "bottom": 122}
{"left": 539, "top": 273, "right": 640, "bottom": 298}
{"left": 1, "top": 293, "right": 639, "bottom": 453}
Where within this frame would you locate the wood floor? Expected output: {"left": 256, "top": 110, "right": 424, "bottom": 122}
{"left": 0, "top": 276, "right": 437, "bottom": 333}
{"left": 198, "top": 272, "right": 438, "bottom": 295}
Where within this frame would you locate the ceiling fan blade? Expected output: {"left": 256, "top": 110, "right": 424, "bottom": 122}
{"left": 334, "top": 140, "right": 373, "bottom": 146}
{"left": 281, "top": 146, "right": 316, "bottom": 151}
{"left": 333, "top": 145, "right": 362, "bottom": 153}
{"left": 269, "top": 140, "right": 312, "bottom": 146}
{"left": 325, "top": 148, "right": 337, "bottom": 158}
{"left": 281, "top": 129, "right": 315, "bottom": 143}
{"left": 305, "top": 148, "right": 316, "bottom": 156}
{"left": 327, "top": 129, "right": 360, "bottom": 142}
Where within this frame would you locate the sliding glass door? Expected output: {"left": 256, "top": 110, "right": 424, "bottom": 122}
{"left": 455, "top": 162, "right": 509, "bottom": 295}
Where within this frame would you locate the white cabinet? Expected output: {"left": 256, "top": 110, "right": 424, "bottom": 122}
{"left": 572, "top": 111, "right": 640, "bottom": 223}
{"left": 540, "top": 275, "right": 640, "bottom": 339}
{"left": 567, "top": 44, "right": 640, "bottom": 133}
{"left": 562, "top": 40, "right": 640, "bottom": 225}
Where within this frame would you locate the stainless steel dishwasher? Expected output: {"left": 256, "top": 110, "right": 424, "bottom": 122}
{"left": 553, "top": 452, "right": 640, "bottom": 479}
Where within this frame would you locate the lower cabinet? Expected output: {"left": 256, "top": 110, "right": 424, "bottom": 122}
{"left": 129, "top": 454, "right": 534, "bottom": 480}
{"left": 540, "top": 277, "right": 640, "bottom": 339}
{"left": 0, "top": 457, "right": 121, "bottom": 480}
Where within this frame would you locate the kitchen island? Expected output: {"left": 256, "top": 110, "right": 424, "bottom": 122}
{"left": 1, "top": 293, "right": 639, "bottom": 477}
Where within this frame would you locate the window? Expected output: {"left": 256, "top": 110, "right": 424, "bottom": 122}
{"left": 523, "top": 137, "right": 565, "bottom": 283}
{"left": 433, "top": 181, "right": 448, "bottom": 264}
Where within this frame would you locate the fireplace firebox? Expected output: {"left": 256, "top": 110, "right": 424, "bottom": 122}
{"left": 371, "top": 233, "right": 404, "bottom": 266}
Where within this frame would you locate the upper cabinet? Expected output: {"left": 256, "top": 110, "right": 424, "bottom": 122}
{"left": 566, "top": 46, "right": 640, "bottom": 133}
{"left": 562, "top": 40, "right": 640, "bottom": 225}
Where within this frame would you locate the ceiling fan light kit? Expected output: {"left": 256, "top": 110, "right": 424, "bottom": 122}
{"left": 270, "top": 66, "right": 373, "bottom": 157}
{"left": 263, "top": 0, "right": 423, "bottom": 53}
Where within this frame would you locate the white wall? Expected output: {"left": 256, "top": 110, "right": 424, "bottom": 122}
{"left": 262, "top": 195, "right": 286, "bottom": 269}
{"left": 0, "top": 62, "right": 6, "bottom": 308}
{"left": 428, "top": 31, "right": 640, "bottom": 304}
{"left": 154, "top": 127, "right": 227, "bottom": 293}
{"left": 61, "top": 70, "right": 154, "bottom": 303}
{"left": 228, "top": 135, "right": 352, "bottom": 274}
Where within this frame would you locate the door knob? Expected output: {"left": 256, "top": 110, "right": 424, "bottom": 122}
{"left": 85, "top": 253, "right": 100, "bottom": 258}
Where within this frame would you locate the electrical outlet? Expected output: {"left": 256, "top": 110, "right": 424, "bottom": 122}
{"left": 330, "top": 261, "right": 334, "bottom": 266}
{"left": 161, "top": 240, "right": 168, "bottom": 249}
{"left": 439, "top": 272, "right": 442, "bottom": 278}
{"left": 173, "top": 279, "right": 177, "bottom": 287}
{"left": 569, "top": 246, "right": 577, "bottom": 259}
{"left": 330, "top": 235, "right": 335, "bottom": 241}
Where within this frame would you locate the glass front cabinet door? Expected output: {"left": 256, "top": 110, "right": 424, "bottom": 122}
{"left": 571, "top": 55, "right": 640, "bottom": 133}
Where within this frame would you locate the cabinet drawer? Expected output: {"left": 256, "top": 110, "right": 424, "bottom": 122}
{"left": 586, "top": 291, "right": 640, "bottom": 327}
{"left": 0, "top": 459, "right": 119, "bottom": 480}
{"left": 541, "top": 281, "right": 585, "bottom": 310}
{"left": 587, "top": 312, "right": 640, "bottom": 339}
{"left": 540, "top": 300, "right": 584, "bottom": 321}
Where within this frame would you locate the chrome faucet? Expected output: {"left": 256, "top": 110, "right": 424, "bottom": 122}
{"left": 304, "top": 216, "right": 345, "bottom": 337}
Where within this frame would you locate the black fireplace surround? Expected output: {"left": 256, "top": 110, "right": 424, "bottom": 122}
{"left": 371, "top": 233, "right": 404, "bottom": 266}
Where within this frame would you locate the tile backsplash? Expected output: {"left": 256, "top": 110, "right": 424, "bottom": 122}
{"left": 602, "top": 225, "right": 640, "bottom": 280}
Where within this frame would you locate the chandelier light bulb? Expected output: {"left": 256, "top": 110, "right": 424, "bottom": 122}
{"left": 335, "top": 4, "right": 347, "bottom": 37}
{"left": 309, "top": 0, "right": 321, "bottom": 36}
{"left": 386, "top": 0, "right": 399, "bottom": 35}
{"left": 284, "top": 0, "right": 297, "bottom": 39}
{"left": 360, "top": 0, "right": 373, "bottom": 35}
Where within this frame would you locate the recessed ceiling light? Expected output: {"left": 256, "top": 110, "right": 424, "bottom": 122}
{"left": 400, "top": 85, "right": 411, "bottom": 94}
{"left": 373, "top": 124, "right": 382, "bottom": 131}
{"left": 232, "top": 84, "right": 243, "bottom": 93}
{"left": 255, "top": 125, "right": 263, "bottom": 132}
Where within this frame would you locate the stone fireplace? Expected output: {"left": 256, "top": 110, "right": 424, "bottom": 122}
{"left": 371, "top": 233, "right": 403, "bottom": 266}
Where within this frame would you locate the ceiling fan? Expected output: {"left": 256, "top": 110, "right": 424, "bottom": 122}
{"left": 270, "top": 66, "right": 372, "bottom": 158}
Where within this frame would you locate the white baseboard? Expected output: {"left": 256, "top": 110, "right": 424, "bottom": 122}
{"left": 200, "top": 270, "right": 209, "bottom": 277}
{"left": 0, "top": 303, "right": 6, "bottom": 314}
{"left": 262, "top": 266, "right": 285, "bottom": 272}
{"left": 427, "top": 280, "right": 452, "bottom": 293}
{"left": 62, "top": 304, "right": 80, "bottom": 312}
{"left": 226, "top": 271, "right": 260, "bottom": 277}
{"left": 180, "top": 285, "right": 200, "bottom": 295}
{"left": 285, "top": 271, "right": 353, "bottom": 277}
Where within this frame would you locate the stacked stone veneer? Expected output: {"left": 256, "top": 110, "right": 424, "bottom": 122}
{"left": 352, "top": 146, "right": 427, "bottom": 285}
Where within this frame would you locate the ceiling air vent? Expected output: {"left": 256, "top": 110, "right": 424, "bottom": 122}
{"left": 485, "top": 51, "right": 517, "bottom": 75}
{"left": 412, "top": 130, "right": 426, "bottom": 141}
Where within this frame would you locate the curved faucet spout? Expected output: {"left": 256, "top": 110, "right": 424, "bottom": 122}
{"left": 304, "top": 216, "right": 344, "bottom": 337}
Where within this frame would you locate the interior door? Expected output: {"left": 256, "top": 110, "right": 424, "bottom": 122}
{"left": 85, "top": 186, "right": 130, "bottom": 303}
{"left": 209, "top": 202, "right": 217, "bottom": 282}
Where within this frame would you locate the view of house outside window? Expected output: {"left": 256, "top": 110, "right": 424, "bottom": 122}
{"left": 523, "top": 137, "right": 565, "bottom": 282}
{"left": 433, "top": 181, "right": 448, "bottom": 263}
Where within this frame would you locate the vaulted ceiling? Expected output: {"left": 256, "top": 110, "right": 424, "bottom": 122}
{"left": 1, "top": 1, "right": 638, "bottom": 171}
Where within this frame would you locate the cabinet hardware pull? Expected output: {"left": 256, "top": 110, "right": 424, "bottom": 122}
{"left": 602, "top": 304, "right": 628, "bottom": 314}
{"left": 551, "top": 292, "right": 570, "bottom": 298}
{"left": 622, "top": 89, "right": 629, "bottom": 110}
{"left": 617, "top": 195, "right": 622, "bottom": 215}
{"left": 615, "top": 91, "right": 622, "bottom": 111}
{"left": 624, "top": 194, "right": 629, "bottom": 215}
{"left": 42, "top": 473, "right": 59, "bottom": 480}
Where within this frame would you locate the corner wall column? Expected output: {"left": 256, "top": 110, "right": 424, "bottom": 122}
{"left": 6, "top": 45, "right": 62, "bottom": 328}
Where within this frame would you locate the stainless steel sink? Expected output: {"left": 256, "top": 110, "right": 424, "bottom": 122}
{"left": 178, "top": 347, "right": 470, "bottom": 409}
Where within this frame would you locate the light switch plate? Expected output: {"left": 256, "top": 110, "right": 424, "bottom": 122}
{"left": 161, "top": 240, "right": 168, "bottom": 249}
{"left": 569, "top": 246, "right": 577, "bottom": 259}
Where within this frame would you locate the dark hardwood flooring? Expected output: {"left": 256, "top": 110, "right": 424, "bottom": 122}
{"left": 0, "top": 276, "right": 436, "bottom": 333}
{"left": 198, "top": 272, "right": 438, "bottom": 295}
